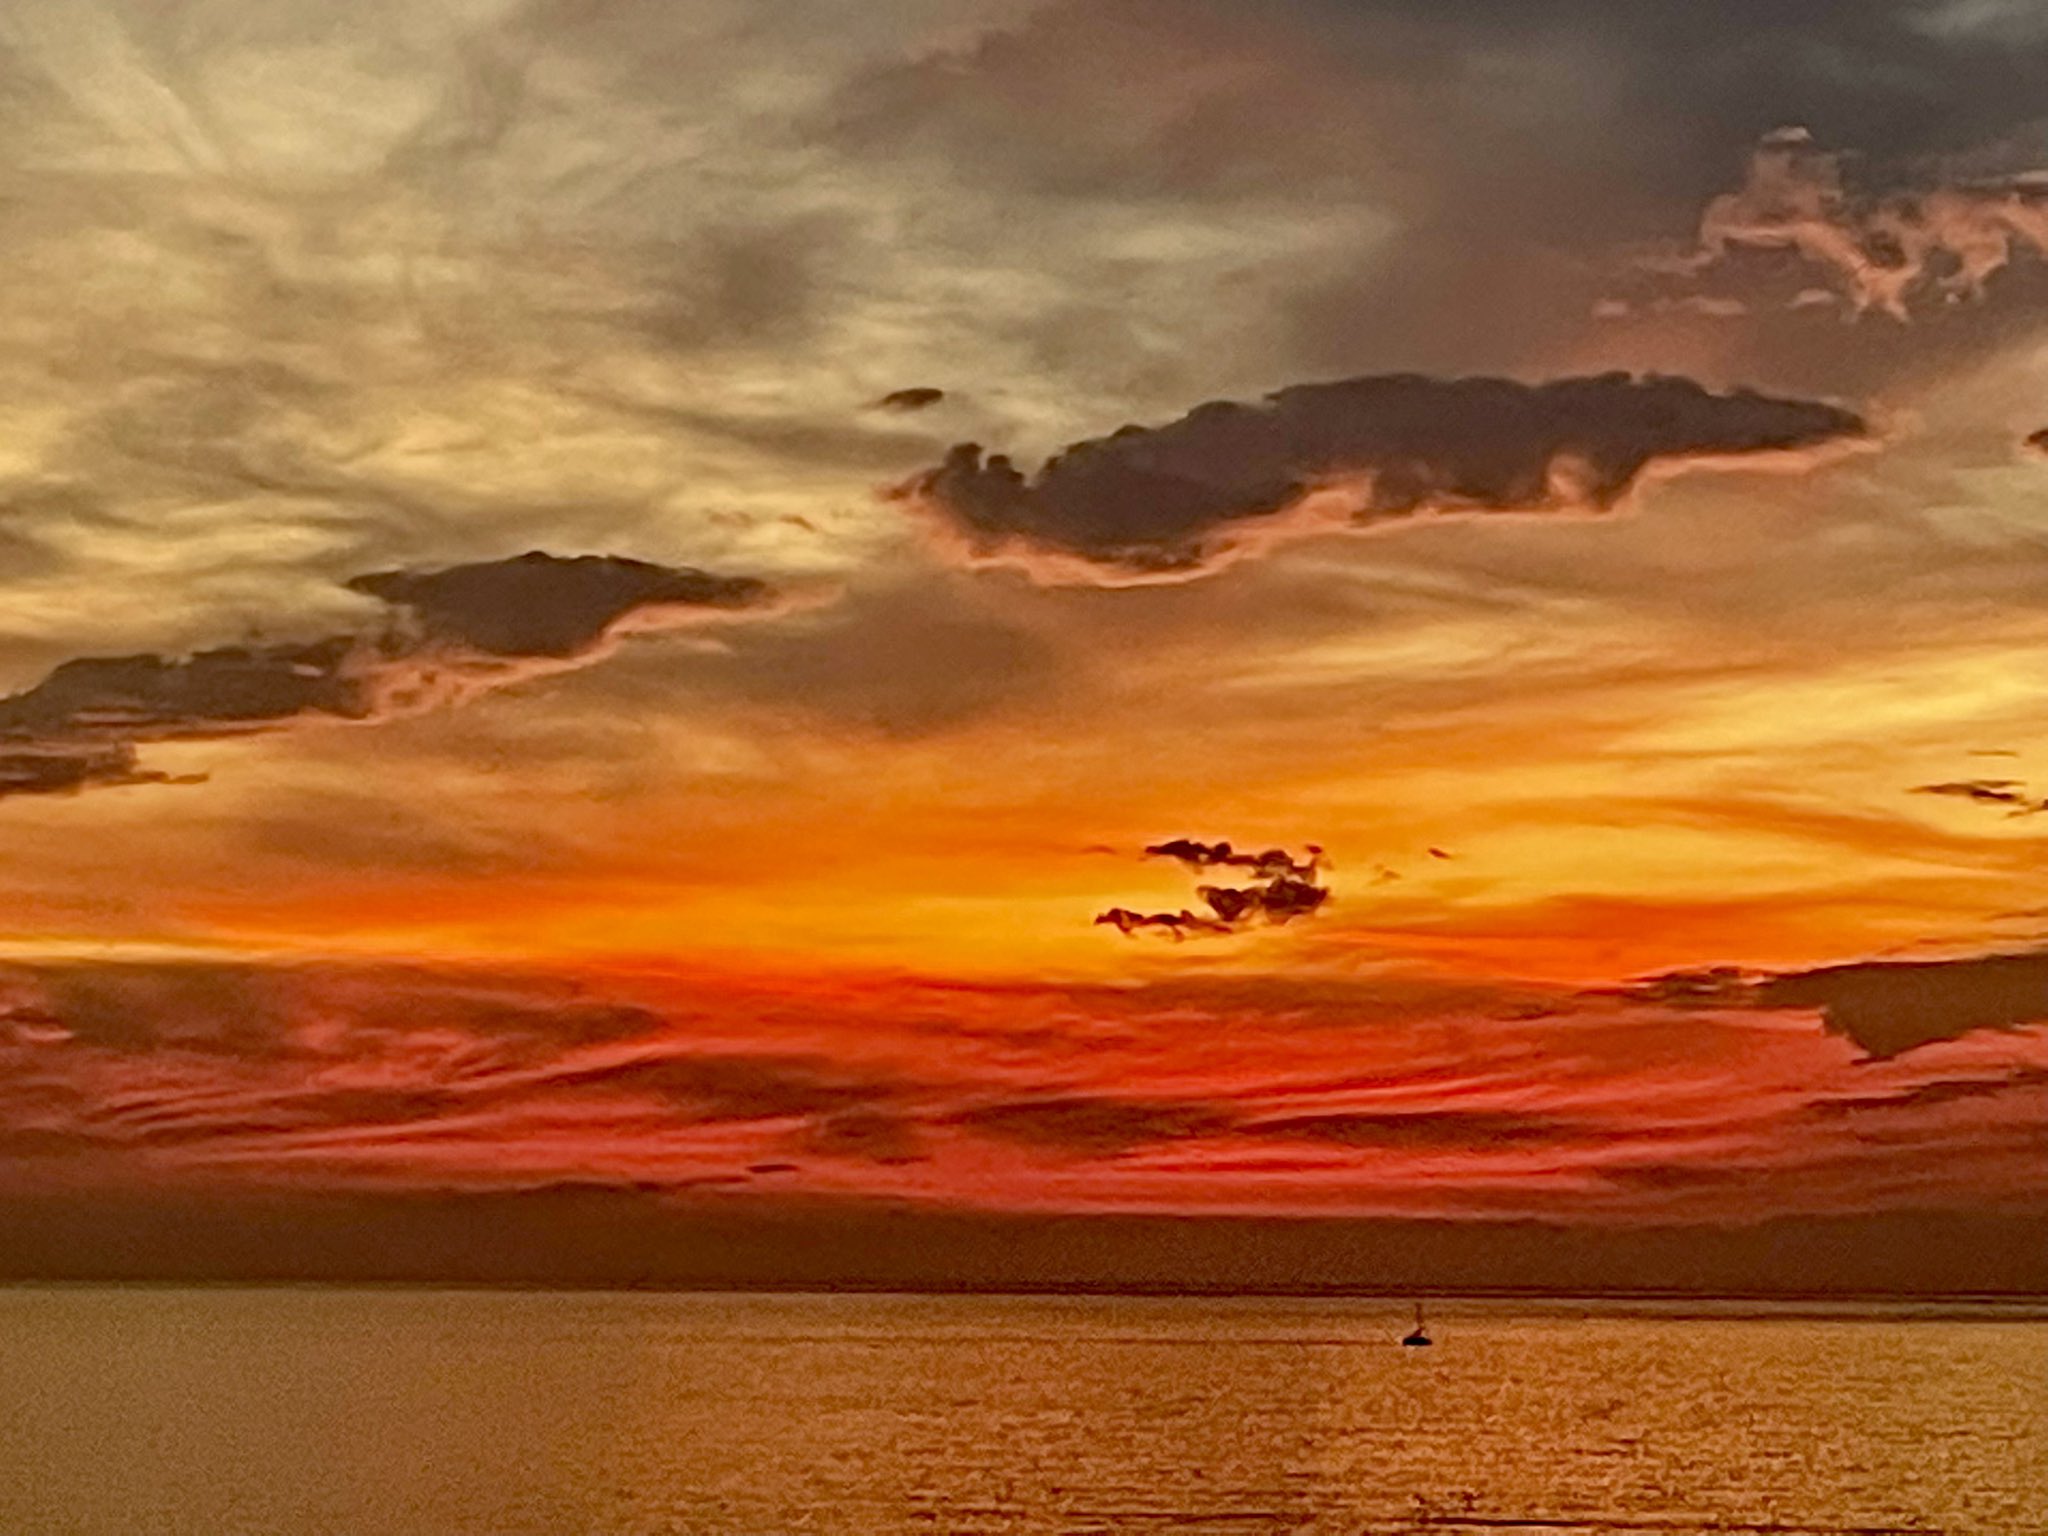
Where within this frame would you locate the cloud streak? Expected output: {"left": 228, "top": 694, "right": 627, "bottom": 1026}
{"left": 874, "top": 386, "right": 946, "bottom": 412}
{"left": 1912, "top": 778, "right": 2046, "bottom": 814}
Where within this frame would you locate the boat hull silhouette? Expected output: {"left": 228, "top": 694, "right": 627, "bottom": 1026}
{"left": 1402, "top": 1301, "right": 1432, "bottom": 1346}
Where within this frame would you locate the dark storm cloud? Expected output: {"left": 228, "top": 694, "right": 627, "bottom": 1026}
{"left": 899, "top": 374, "right": 1866, "bottom": 580}
{"left": 851, "top": 0, "right": 2048, "bottom": 198}
{"left": 840, "top": 0, "right": 2048, "bottom": 390}
{"left": 1618, "top": 948, "right": 2048, "bottom": 1058}
{"left": 0, "top": 551, "right": 776, "bottom": 803}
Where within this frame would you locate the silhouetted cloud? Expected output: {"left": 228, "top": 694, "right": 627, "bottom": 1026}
{"left": 0, "top": 552, "right": 776, "bottom": 802}
{"left": 1198, "top": 877, "right": 1330, "bottom": 925}
{"left": 896, "top": 373, "right": 1867, "bottom": 580}
{"left": 1619, "top": 949, "right": 2048, "bottom": 1058}
{"left": 874, "top": 386, "right": 946, "bottom": 412}
{"left": 1099, "top": 838, "right": 1330, "bottom": 939}
{"left": 1094, "top": 908, "right": 1234, "bottom": 940}
{"left": 1759, "top": 953, "right": 2048, "bottom": 1059}
{"left": 0, "top": 639, "right": 383, "bottom": 812}
{"left": 348, "top": 552, "right": 771, "bottom": 659}
{"left": 1913, "top": 778, "right": 2044, "bottom": 813}
{"left": 0, "top": 745, "right": 184, "bottom": 798}
{"left": 1916, "top": 778, "right": 2029, "bottom": 806}
{"left": 1145, "top": 839, "right": 1320, "bottom": 878}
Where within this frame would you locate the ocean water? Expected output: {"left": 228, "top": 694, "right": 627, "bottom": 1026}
{"left": 0, "top": 1290, "right": 2041, "bottom": 1535}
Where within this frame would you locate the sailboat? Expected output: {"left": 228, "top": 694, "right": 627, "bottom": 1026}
{"left": 1402, "top": 1300, "right": 1433, "bottom": 1347}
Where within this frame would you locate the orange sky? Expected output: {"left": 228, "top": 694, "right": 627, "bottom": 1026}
{"left": 4, "top": 0, "right": 2048, "bottom": 1284}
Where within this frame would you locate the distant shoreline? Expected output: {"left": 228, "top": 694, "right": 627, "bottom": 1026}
{"left": 9, "top": 1196, "right": 2045, "bottom": 1297}
{"left": 6, "top": 1280, "right": 2047, "bottom": 1317}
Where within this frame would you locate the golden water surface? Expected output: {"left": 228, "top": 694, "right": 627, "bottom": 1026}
{"left": 1, "top": 1290, "right": 2042, "bottom": 1534}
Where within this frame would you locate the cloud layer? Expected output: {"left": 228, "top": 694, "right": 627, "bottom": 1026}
{"left": 2, "top": 956, "right": 2043, "bottom": 1234}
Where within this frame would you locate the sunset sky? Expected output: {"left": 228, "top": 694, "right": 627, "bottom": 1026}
{"left": 5, "top": 0, "right": 2048, "bottom": 1289}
